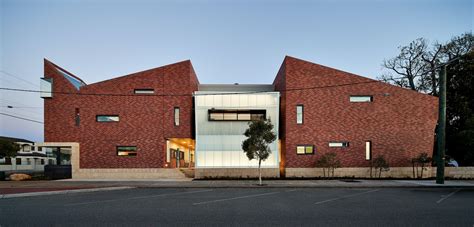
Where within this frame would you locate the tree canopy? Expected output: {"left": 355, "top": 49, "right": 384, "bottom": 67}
{"left": 0, "top": 139, "right": 20, "bottom": 158}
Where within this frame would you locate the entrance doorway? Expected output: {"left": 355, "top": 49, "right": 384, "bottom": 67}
{"left": 166, "top": 138, "right": 195, "bottom": 168}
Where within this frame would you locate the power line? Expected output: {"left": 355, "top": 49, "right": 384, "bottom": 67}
{"left": 0, "top": 105, "right": 43, "bottom": 109}
{"left": 0, "top": 79, "right": 396, "bottom": 97}
{"left": 0, "top": 112, "right": 44, "bottom": 124}
{"left": 0, "top": 70, "right": 39, "bottom": 89}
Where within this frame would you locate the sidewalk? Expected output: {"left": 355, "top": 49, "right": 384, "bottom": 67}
{"left": 1, "top": 179, "right": 473, "bottom": 197}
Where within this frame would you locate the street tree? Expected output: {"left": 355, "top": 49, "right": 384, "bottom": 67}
{"left": 242, "top": 118, "right": 276, "bottom": 185}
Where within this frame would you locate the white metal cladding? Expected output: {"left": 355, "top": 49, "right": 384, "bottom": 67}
{"left": 194, "top": 92, "right": 280, "bottom": 168}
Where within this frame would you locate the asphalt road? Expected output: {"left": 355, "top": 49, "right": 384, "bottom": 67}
{"left": 1, "top": 187, "right": 473, "bottom": 226}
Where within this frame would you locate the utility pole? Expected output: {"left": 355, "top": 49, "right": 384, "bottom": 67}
{"left": 436, "top": 65, "right": 447, "bottom": 184}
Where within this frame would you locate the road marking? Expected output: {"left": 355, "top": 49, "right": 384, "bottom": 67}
{"left": 65, "top": 189, "right": 213, "bottom": 206}
{"left": 436, "top": 188, "right": 461, "bottom": 204}
{"left": 285, "top": 189, "right": 298, "bottom": 192}
{"left": 314, "top": 189, "right": 380, "bottom": 205}
{"left": 193, "top": 191, "right": 281, "bottom": 205}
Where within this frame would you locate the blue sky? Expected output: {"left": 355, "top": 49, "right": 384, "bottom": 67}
{"left": 0, "top": 0, "right": 472, "bottom": 141}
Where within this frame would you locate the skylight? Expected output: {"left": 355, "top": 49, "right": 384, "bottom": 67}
{"left": 56, "top": 68, "right": 85, "bottom": 90}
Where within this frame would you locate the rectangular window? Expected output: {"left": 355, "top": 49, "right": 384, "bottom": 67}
{"left": 96, "top": 115, "right": 119, "bottom": 122}
{"left": 75, "top": 108, "right": 80, "bottom": 126}
{"left": 350, "top": 96, "right": 373, "bottom": 102}
{"left": 134, "top": 89, "right": 154, "bottom": 94}
{"left": 296, "top": 105, "right": 303, "bottom": 124}
{"left": 174, "top": 107, "right": 180, "bottom": 126}
{"left": 117, "top": 146, "right": 137, "bottom": 156}
{"left": 16, "top": 158, "right": 21, "bottom": 165}
{"left": 296, "top": 145, "right": 314, "bottom": 155}
{"left": 365, "top": 141, "right": 372, "bottom": 160}
{"left": 208, "top": 109, "right": 266, "bottom": 121}
{"left": 40, "top": 77, "right": 53, "bottom": 98}
{"left": 329, "top": 142, "right": 350, "bottom": 148}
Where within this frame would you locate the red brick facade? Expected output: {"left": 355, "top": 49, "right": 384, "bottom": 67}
{"left": 273, "top": 56, "right": 438, "bottom": 168}
{"left": 44, "top": 59, "right": 198, "bottom": 168}
{"left": 44, "top": 56, "right": 438, "bottom": 170}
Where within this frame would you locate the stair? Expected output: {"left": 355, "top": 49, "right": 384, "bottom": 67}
{"left": 179, "top": 168, "right": 195, "bottom": 178}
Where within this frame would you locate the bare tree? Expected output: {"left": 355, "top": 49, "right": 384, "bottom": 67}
{"left": 379, "top": 33, "right": 473, "bottom": 96}
{"left": 380, "top": 38, "right": 429, "bottom": 92}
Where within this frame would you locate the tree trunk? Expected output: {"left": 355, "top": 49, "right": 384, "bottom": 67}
{"left": 420, "top": 163, "right": 424, "bottom": 178}
{"left": 408, "top": 75, "right": 417, "bottom": 91}
{"left": 258, "top": 158, "right": 262, "bottom": 186}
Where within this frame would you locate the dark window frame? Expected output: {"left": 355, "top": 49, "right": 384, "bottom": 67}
{"left": 96, "top": 115, "right": 120, "bottom": 122}
{"left": 365, "top": 140, "right": 372, "bottom": 161}
{"left": 134, "top": 89, "right": 155, "bottom": 94}
{"left": 296, "top": 145, "right": 314, "bottom": 155}
{"left": 208, "top": 109, "right": 266, "bottom": 121}
{"left": 349, "top": 95, "right": 373, "bottom": 103}
{"left": 117, "top": 146, "right": 137, "bottom": 157}
{"left": 174, "top": 107, "right": 180, "bottom": 126}
{"left": 296, "top": 104, "right": 304, "bottom": 124}
{"left": 328, "top": 141, "right": 350, "bottom": 148}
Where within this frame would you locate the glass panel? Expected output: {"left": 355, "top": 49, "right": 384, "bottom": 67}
{"left": 296, "top": 146, "right": 305, "bottom": 154}
{"left": 97, "top": 116, "right": 119, "bottom": 122}
{"left": 174, "top": 108, "right": 180, "bottom": 126}
{"left": 223, "top": 113, "right": 238, "bottom": 120}
{"left": 251, "top": 113, "right": 265, "bottom": 121}
{"left": 209, "top": 112, "right": 224, "bottom": 120}
{"left": 329, "top": 142, "right": 343, "bottom": 147}
{"left": 296, "top": 105, "right": 303, "bottom": 124}
{"left": 365, "top": 141, "right": 371, "bottom": 160}
{"left": 238, "top": 113, "right": 251, "bottom": 120}
{"left": 350, "top": 96, "right": 372, "bottom": 102}
{"left": 305, "top": 146, "right": 314, "bottom": 154}
{"left": 134, "top": 89, "right": 154, "bottom": 94}
{"left": 40, "top": 78, "right": 53, "bottom": 98}
{"left": 117, "top": 146, "right": 137, "bottom": 156}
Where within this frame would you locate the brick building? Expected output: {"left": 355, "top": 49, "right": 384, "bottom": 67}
{"left": 42, "top": 56, "right": 438, "bottom": 178}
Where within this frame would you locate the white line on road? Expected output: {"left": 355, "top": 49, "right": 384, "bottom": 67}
{"left": 193, "top": 191, "right": 281, "bottom": 205}
{"left": 65, "top": 189, "right": 213, "bottom": 206}
{"left": 314, "top": 189, "right": 380, "bottom": 205}
{"left": 436, "top": 188, "right": 461, "bottom": 204}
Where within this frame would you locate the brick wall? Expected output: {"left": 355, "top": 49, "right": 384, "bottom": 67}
{"left": 274, "top": 56, "right": 438, "bottom": 169}
{"left": 44, "top": 60, "right": 198, "bottom": 168}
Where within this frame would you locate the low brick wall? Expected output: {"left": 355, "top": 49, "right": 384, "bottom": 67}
{"left": 195, "top": 168, "right": 280, "bottom": 179}
{"left": 73, "top": 168, "right": 186, "bottom": 179}
{"left": 442, "top": 167, "right": 474, "bottom": 179}
{"left": 286, "top": 167, "right": 474, "bottom": 179}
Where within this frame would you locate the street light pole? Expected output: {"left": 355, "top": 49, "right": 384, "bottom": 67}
{"left": 436, "top": 65, "right": 447, "bottom": 184}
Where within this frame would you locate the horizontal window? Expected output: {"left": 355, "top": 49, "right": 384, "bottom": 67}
{"left": 134, "top": 89, "right": 154, "bottom": 94}
{"left": 117, "top": 146, "right": 137, "bottom": 156}
{"left": 96, "top": 115, "right": 119, "bottom": 122}
{"left": 350, "top": 96, "right": 373, "bottom": 102}
{"left": 208, "top": 109, "right": 266, "bottom": 121}
{"left": 329, "top": 142, "right": 349, "bottom": 148}
{"left": 296, "top": 145, "right": 314, "bottom": 155}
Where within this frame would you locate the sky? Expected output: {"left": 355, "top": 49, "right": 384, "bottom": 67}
{"left": 0, "top": 0, "right": 472, "bottom": 141}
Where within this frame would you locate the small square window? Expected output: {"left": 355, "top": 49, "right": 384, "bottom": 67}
{"left": 296, "top": 145, "right": 314, "bottom": 155}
